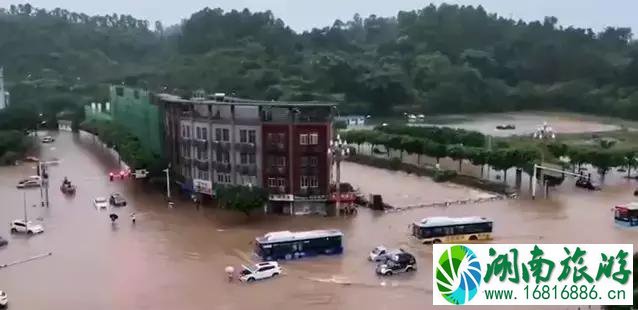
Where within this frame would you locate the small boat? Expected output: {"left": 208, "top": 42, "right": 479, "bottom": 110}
{"left": 60, "top": 183, "right": 76, "bottom": 195}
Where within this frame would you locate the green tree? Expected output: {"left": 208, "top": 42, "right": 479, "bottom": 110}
{"left": 215, "top": 185, "right": 268, "bottom": 216}
{"left": 447, "top": 144, "right": 467, "bottom": 172}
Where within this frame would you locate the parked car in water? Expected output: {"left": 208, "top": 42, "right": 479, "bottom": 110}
{"left": 10, "top": 219, "right": 44, "bottom": 234}
{"left": 0, "top": 290, "right": 7, "bottom": 307}
{"left": 0, "top": 236, "right": 7, "bottom": 247}
{"left": 368, "top": 246, "right": 406, "bottom": 262}
{"left": 375, "top": 252, "right": 417, "bottom": 276}
{"left": 575, "top": 178, "right": 601, "bottom": 191}
{"left": 239, "top": 262, "right": 282, "bottom": 282}
{"left": 93, "top": 197, "right": 109, "bottom": 209}
{"left": 496, "top": 124, "right": 516, "bottom": 130}
{"left": 41, "top": 136, "right": 55, "bottom": 143}
{"left": 109, "top": 193, "right": 127, "bottom": 207}
{"left": 16, "top": 176, "right": 41, "bottom": 189}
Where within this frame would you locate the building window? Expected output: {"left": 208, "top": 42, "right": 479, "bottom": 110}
{"left": 197, "top": 148, "right": 208, "bottom": 160}
{"left": 278, "top": 133, "right": 285, "bottom": 143}
{"left": 310, "top": 133, "right": 319, "bottom": 145}
{"left": 268, "top": 177, "right": 277, "bottom": 188}
{"left": 223, "top": 129, "right": 230, "bottom": 141}
{"left": 240, "top": 153, "right": 256, "bottom": 165}
{"left": 277, "top": 178, "right": 286, "bottom": 187}
{"left": 197, "top": 169, "right": 209, "bottom": 180}
{"left": 274, "top": 156, "right": 286, "bottom": 167}
{"left": 240, "top": 130, "right": 247, "bottom": 143}
{"left": 186, "top": 126, "right": 191, "bottom": 138}
{"left": 182, "top": 166, "right": 191, "bottom": 178}
{"left": 182, "top": 144, "right": 191, "bottom": 157}
{"left": 248, "top": 130, "right": 256, "bottom": 144}
{"left": 217, "top": 173, "right": 231, "bottom": 184}
{"left": 201, "top": 127, "right": 208, "bottom": 140}
{"left": 115, "top": 87, "right": 124, "bottom": 96}
{"left": 215, "top": 128, "right": 222, "bottom": 141}
{"left": 216, "top": 150, "right": 230, "bottom": 163}
{"left": 301, "top": 176, "right": 319, "bottom": 188}
{"left": 301, "top": 156, "right": 308, "bottom": 167}
{"left": 241, "top": 176, "right": 256, "bottom": 186}
{"left": 299, "top": 134, "right": 308, "bottom": 145}
{"left": 196, "top": 127, "right": 201, "bottom": 139}
{"left": 134, "top": 90, "right": 140, "bottom": 99}
{"left": 310, "top": 156, "right": 318, "bottom": 167}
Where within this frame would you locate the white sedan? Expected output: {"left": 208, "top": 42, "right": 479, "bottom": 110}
{"left": 10, "top": 219, "right": 44, "bottom": 234}
{"left": 93, "top": 197, "right": 109, "bottom": 209}
{"left": 239, "top": 262, "right": 282, "bottom": 282}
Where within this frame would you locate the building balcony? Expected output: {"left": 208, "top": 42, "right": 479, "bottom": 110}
{"left": 235, "top": 142, "right": 257, "bottom": 153}
{"left": 265, "top": 142, "right": 286, "bottom": 152}
{"left": 236, "top": 164, "right": 258, "bottom": 176}
{"left": 181, "top": 157, "right": 194, "bottom": 166}
{"left": 300, "top": 145, "right": 324, "bottom": 154}
{"left": 266, "top": 166, "right": 287, "bottom": 176}
{"left": 212, "top": 141, "right": 231, "bottom": 151}
{"left": 300, "top": 166, "right": 320, "bottom": 175}
{"left": 195, "top": 159, "right": 210, "bottom": 170}
{"left": 194, "top": 139, "right": 209, "bottom": 148}
{"left": 268, "top": 186, "right": 288, "bottom": 195}
{"left": 214, "top": 162, "right": 232, "bottom": 173}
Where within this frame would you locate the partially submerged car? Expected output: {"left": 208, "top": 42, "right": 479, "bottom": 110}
{"left": 375, "top": 252, "right": 417, "bottom": 276}
{"left": 10, "top": 220, "right": 44, "bottom": 234}
{"left": 16, "top": 176, "right": 41, "bottom": 189}
{"left": 575, "top": 178, "right": 601, "bottom": 191}
{"left": 239, "top": 262, "right": 282, "bottom": 282}
{"left": 368, "top": 246, "right": 405, "bottom": 262}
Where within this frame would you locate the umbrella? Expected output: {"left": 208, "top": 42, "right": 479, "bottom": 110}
{"left": 109, "top": 213, "right": 119, "bottom": 222}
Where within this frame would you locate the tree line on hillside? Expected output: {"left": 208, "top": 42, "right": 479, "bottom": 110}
{"left": 342, "top": 127, "right": 638, "bottom": 182}
{"left": 3, "top": 3, "right": 638, "bottom": 122}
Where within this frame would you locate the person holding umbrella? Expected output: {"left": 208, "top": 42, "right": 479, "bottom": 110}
{"left": 109, "top": 213, "right": 119, "bottom": 223}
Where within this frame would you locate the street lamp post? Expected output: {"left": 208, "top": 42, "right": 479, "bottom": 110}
{"left": 163, "top": 164, "right": 171, "bottom": 200}
{"left": 329, "top": 134, "right": 350, "bottom": 214}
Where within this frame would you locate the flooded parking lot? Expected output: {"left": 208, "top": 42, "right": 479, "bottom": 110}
{"left": 0, "top": 131, "right": 634, "bottom": 309}
{"left": 411, "top": 112, "right": 622, "bottom": 137}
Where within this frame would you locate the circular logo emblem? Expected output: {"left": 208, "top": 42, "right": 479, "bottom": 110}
{"left": 435, "top": 245, "right": 482, "bottom": 305}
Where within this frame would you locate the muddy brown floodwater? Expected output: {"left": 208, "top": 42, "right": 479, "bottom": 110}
{"left": 0, "top": 131, "right": 635, "bottom": 310}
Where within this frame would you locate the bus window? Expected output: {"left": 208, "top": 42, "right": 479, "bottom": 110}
{"left": 453, "top": 225, "right": 465, "bottom": 235}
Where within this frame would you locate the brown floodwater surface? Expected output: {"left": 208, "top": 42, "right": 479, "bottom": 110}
{"left": 0, "top": 131, "right": 632, "bottom": 309}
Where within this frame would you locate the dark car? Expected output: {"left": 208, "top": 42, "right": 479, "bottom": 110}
{"left": 109, "top": 193, "right": 127, "bottom": 207}
{"left": 375, "top": 252, "right": 417, "bottom": 276}
{"left": 0, "top": 236, "right": 7, "bottom": 247}
{"left": 576, "top": 178, "right": 601, "bottom": 191}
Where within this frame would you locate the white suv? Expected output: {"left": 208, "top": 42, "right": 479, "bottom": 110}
{"left": 10, "top": 220, "right": 44, "bottom": 234}
{"left": 239, "top": 262, "right": 282, "bottom": 282}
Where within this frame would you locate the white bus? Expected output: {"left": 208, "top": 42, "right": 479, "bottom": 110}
{"left": 411, "top": 216, "right": 493, "bottom": 243}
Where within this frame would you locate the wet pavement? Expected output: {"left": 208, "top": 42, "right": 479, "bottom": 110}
{"left": 0, "top": 131, "right": 634, "bottom": 309}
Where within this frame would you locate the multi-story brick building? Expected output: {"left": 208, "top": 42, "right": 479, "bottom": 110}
{"left": 155, "top": 93, "right": 336, "bottom": 214}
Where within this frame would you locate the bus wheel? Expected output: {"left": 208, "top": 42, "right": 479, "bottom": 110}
{"left": 433, "top": 239, "right": 442, "bottom": 244}
{"left": 285, "top": 254, "right": 292, "bottom": 260}
{"left": 469, "top": 235, "right": 478, "bottom": 241}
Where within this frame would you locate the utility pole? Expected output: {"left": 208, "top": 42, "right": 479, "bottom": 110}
{"left": 38, "top": 161, "right": 44, "bottom": 206}
{"left": 23, "top": 191, "right": 28, "bottom": 223}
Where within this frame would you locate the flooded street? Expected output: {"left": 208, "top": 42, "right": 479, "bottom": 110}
{"left": 0, "top": 131, "right": 635, "bottom": 310}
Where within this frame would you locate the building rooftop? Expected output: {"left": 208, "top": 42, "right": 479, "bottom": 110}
{"left": 156, "top": 93, "right": 336, "bottom": 108}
